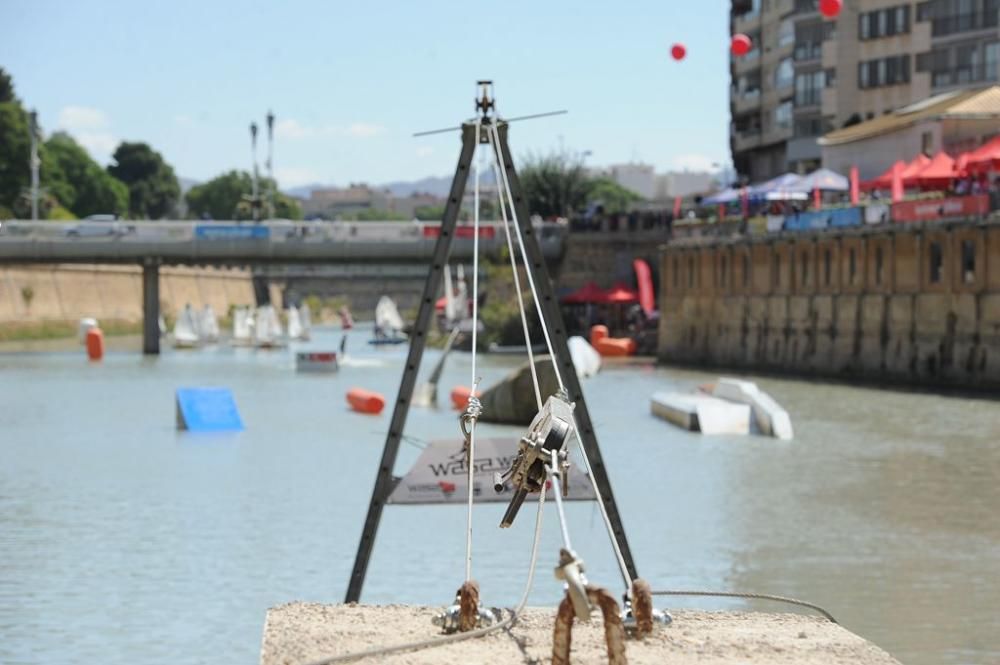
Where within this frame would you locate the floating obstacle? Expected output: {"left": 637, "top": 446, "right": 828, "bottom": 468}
{"left": 85, "top": 327, "right": 104, "bottom": 361}
{"left": 78, "top": 317, "right": 98, "bottom": 344}
{"left": 347, "top": 388, "right": 385, "bottom": 415}
{"left": 567, "top": 335, "right": 601, "bottom": 378}
{"left": 449, "top": 385, "right": 480, "bottom": 410}
{"left": 711, "top": 377, "right": 794, "bottom": 440}
{"left": 650, "top": 391, "right": 751, "bottom": 435}
{"left": 590, "top": 325, "right": 636, "bottom": 357}
{"left": 175, "top": 387, "right": 244, "bottom": 432}
{"left": 295, "top": 351, "right": 339, "bottom": 373}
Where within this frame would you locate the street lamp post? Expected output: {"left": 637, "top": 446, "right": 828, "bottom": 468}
{"left": 250, "top": 122, "right": 260, "bottom": 222}
{"left": 29, "top": 110, "right": 40, "bottom": 221}
{"left": 266, "top": 110, "right": 275, "bottom": 220}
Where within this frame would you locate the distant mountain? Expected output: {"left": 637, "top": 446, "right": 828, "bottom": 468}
{"left": 380, "top": 176, "right": 453, "bottom": 198}
{"left": 284, "top": 183, "right": 329, "bottom": 199}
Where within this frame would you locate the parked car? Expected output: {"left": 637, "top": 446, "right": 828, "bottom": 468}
{"left": 64, "top": 219, "right": 135, "bottom": 237}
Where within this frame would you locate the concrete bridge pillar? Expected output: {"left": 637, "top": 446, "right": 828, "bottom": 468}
{"left": 142, "top": 261, "right": 160, "bottom": 355}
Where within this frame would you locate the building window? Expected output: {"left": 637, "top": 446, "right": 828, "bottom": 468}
{"left": 849, "top": 247, "right": 857, "bottom": 284}
{"left": 875, "top": 246, "right": 884, "bottom": 285}
{"left": 779, "top": 19, "right": 795, "bottom": 46}
{"left": 775, "top": 58, "right": 794, "bottom": 88}
{"left": 858, "top": 55, "right": 911, "bottom": 88}
{"left": 961, "top": 239, "right": 976, "bottom": 284}
{"left": 922, "top": 131, "right": 934, "bottom": 154}
{"left": 795, "top": 70, "right": 825, "bottom": 106}
{"left": 801, "top": 251, "right": 810, "bottom": 287}
{"left": 929, "top": 242, "right": 944, "bottom": 284}
{"left": 743, "top": 253, "right": 750, "bottom": 287}
{"left": 824, "top": 248, "right": 832, "bottom": 286}
{"left": 774, "top": 101, "right": 793, "bottom": 129}
{"left": 859, "top": 5, "right": 911, "bottom": 39}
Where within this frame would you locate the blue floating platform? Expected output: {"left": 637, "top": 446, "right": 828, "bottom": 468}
{"left": 175, "top": 387, "right": 244, "bottom": 432}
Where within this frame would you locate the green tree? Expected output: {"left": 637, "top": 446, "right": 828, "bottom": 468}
{"left": 518, "top": 149, "right": 591, "bottom": 218}
{"left": 44, "top": 132, "right": 128, "bottom": 218}
{"left": 0, "top": 67, "right": 16, "bottom": 104}
{"left": 585, "top": 177, "right": 642, "bottom": 214}
{"left": 0, "top": 69, "right": 31, "bottom": 214}
{"left": 186, "top": 170, "right": 303, "bottom": 220}
{"left": 107, "top": 141, "right": 180, "bottom": 219}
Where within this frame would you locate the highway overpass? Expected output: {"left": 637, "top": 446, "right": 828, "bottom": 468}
{"left": 0, "top": 219, "right": 567, "bottom": 354}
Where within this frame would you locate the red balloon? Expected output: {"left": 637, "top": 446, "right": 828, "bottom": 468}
{"left": 819, "top": 0, "right": 842, "bottom": 18}
{"left": 731, "top": 33, "right": 752, "bottom": 57}
{"left": 670, "top": 43, "right": 686, "bottom": 61}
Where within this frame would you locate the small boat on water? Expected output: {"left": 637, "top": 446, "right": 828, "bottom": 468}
{"left": 711, "top": 378, "right": 793, "bottom": 440}
{"left": 173, "top": 304, "right": 200, "bottom": 349}
{"left": 650, "top": 392, "right": 751, "bottom": 435}
{"left": 287, "top": 305, "right": 307, "bottom": 341}
{"left": 254, "top": 305, "right": 286, "bottom": 349}
{"left": 299, "top": 304, "right": 313, "bottom": 340}
{"left": 232, "top": 306, "right": 254, "bottom": 346}
{"left": 295, "top": 351, "right": 338, "bottom": 373}
{"left": 198, "top": 305, "right": 220, "bottom": 344}
{"left": 369, "top": 296, "right": 407, "bottom": 346}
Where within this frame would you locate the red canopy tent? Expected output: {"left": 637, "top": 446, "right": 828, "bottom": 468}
{"left": 899, "top": 153, "right": 932, "bottom": 185}
{"left": 861, "top": 160, "right": 906, "bottom": 191}
{"left": 965, "top": 135, "right": 1000, "bottom": 173}
{"left": 915, "top": 151, "right": 957, "bottom": 188}
{"left": 562, "top": 281, "right": 607, "bottom": 304}
{"left": 601, "top": 283, "right": 639, "bottom": 304}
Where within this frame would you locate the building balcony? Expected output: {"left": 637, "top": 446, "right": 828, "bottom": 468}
{"left": 732, "top": 128, "right": 764, "bottom": 153}
{"left": 731, "top": 89, "right": 763, "bottom": 113}
{"left": 732, "top": 50, "right": 762, "bottom": 73}
{"left": 930, "top": 12, "right": 999, "bottom": 39}
{"left": 773, "top": 0, "right": 794, "bottom": 17}
{"left": 930, "top": 63, "right": 1000, "bottom": 89}
{"left": 792, "top": 0, "right": 818, "bottom": 17}
{"left": 762, "top": 124, "right": 794, "bottom": 147}
{"left": 732, "top": 10, "right": 761, "bottom": 35}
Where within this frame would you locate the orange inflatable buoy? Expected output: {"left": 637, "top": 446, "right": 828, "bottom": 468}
{"left": 590, "top": 324, "right": 636, "bottom": 357}
{"left": 450, "top": 385, "right": 481, "bottom": 411}
{"left": 347, "top": 388, "right": 385, "bottom": 415}
{"left": 85, "top": 327, "right": 104, "bottom": 362}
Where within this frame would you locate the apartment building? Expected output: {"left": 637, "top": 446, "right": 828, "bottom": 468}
{"left": 730, "top": 0, "right": 999, "bottom": 181}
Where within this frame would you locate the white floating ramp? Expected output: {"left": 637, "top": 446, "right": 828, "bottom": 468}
{"left": 711, "top": 378, "right": 794, "bottom": 440}
{"left": 650, "top": 392, "right": 751, "bottom": 435}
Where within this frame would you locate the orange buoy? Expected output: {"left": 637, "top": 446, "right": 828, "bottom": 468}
{"left": 590, "top": 325, "right": 610, "bottom": 346}
{"left": 347, "top": 388, "right": 385, "bottom": 415}
{"left": 594, "top": 338, "right": 635, "bottom": 357}
{"left": 450, "top": 385, "right": 481, "bottom": 411}
{"left": 85, "top": 327, "right": 105, "bottom": 361}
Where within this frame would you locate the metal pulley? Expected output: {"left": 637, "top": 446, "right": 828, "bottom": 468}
{"left": 493, "top": 394, "right": 575, "bottom": 528}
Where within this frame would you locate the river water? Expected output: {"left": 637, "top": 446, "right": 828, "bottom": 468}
{"left": 1, "top": 326, "right": 997, "bottom": 665}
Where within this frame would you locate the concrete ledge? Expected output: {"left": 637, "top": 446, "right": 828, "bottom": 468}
{"left": 261, "top": 602, "right": 901, "bottom": 665}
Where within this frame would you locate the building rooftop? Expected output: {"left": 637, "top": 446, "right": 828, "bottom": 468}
{"left": 819, "top": 86, "right": 1000, "bottom": 147}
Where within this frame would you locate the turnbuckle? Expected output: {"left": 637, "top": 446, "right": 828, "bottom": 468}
{"left": 432, "top": 580, "right": 501, "bottom": 633}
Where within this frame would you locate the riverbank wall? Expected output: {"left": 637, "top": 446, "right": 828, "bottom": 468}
{"left": 0, "top": 264, "right": 269, "bottom": 326}
{"left": 658, "top": 218, "right": 1000, "bottom": 390}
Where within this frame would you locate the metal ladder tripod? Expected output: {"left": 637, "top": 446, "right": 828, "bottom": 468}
{"left": 345, "top": 90, "right": 638, "bottom": 603}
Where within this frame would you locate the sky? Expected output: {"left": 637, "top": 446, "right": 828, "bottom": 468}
{"left": 1, "top": 0, "right": 731, "bottom": 189}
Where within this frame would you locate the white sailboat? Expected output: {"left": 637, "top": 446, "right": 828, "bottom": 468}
{"left": 298, "top": 304, "right": 312, "bottom": 340}
{"left": 370, "top": 296, "right": 407, "bottom": 345}
{"left": 232, "top": 306, "right": 253, "bottom": 346}
{"left": 198, "top": 304, "right": 220, "bottom": 343}
{"left": 173, "top": 304, "right": 200, "bottom": 349}
{"left": 287, "top": 305, "right": 307, "bottom": 341}
{"left": 254, "top": 305, "right": 285, "bottom": 349}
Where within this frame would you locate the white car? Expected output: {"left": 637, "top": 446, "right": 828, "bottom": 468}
{"left": 64, "top": 219, "right": 135, "bottom": 237}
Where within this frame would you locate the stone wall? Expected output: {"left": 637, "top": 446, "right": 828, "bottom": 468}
{"left": 0, "top": 264, "right": 264, "bottom": 323}
{"left": 658, "top": 219, "right": 1000, "bottom": 389}
{"left": 558, "top": 230, "right": 665, "bottom": 290}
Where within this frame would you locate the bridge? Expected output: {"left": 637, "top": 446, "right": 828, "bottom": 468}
{"left": 0, "top": 219, "right": 567, "bottom": 354}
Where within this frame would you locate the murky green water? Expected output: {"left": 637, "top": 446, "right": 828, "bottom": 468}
{"left": 1, "top": 326, "right": 997, "bottom": 664}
